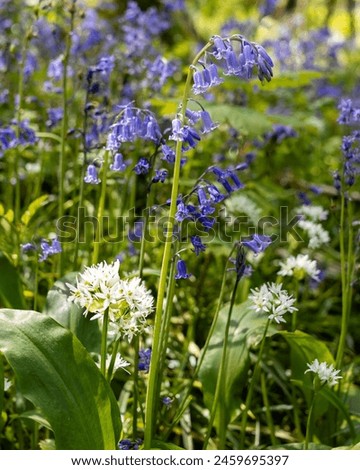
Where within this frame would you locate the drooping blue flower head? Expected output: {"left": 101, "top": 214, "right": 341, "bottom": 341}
{"left": 84, "top": 164, "right": 101, "bottom": 184}
{"left": 175, "top": 258, "right": 191, "bottom": 280}
{"left": 152, "top": 169, "right": 168, "bottom": 183}
{"left": 110, "top": 153, "right": 127, "bottom": 172}
{"left": 133, "top": 157, "right": 151, "bottom": 175}
{"left": 242, "top": 234, "right": 273, "bottom": 254}
{"left": 138, "top": 348, "right": 151, "bottom": 372}
{"left": 190, "top": 235, "right": 207, "bottom": 256}
{"left": 39, "top": 237, "right": 62, "bottom": 262}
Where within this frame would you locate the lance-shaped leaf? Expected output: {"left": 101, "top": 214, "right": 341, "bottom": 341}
{"left": 0, "top": 309, "right": 121, "bottom": 449}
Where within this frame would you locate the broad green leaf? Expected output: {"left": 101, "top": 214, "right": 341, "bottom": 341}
{"left": 205, "top": 104, "right": 273, "bottom": 137}
{"left": 199, "top": 300, "right": 277, "bottom": 422}
{"left": 0, "top": 252, "right": 26, "bottom": 309}
{"left": 43, "top": 273, "right": 101, "bottom": 354}
{"left": 21, "top": 195, "right": 51, "bottom": 227}
{"left": 19, "top": 410, "right": 51, "bottom": 430}
{"left": 0, "top": 309, "right": 121, "bottom": 449}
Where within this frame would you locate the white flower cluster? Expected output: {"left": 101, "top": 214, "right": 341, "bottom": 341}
{"left": 249, "top": 282, "right": 297, "bottom": 324}
{"left": 68, "top": 260, "right": 154, "bottom": 341}
{"left": 298, "top": 204, "right": 328, "bottom": 222}
{"left": 305, "top": 359, "right": 342, "bottom": 387}
{"left": 278, "top": 254, "right": 321, "bottom": 282}
{"left": 297, "top": 205, "right": 330, "bottom": 249}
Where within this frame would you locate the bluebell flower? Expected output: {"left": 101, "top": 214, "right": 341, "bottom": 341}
{"left": 175, "top": 258, "right": 191, "bottom": 280}
{"left": 152, "top": 169, "right": 168, "bottom": 183}
{"left": 242, "top": 234, "right": 273, "bottom": 254}
{"left": 91, "top": 55, "right": 115, "bottom": 78}
{"left": 133, "top": 157, "right": 151, "bottom": 175}
{"left": 192, "top": 63, "right": 223, "bottom": 94}
{"left": 170, "top": 118, "right": 186, "bottom": 141}
{"left": 162, "top": 396, "right": 173, "bottom": 407}
{"left": 175, "top": 200, "right": 192, "bottom": 222}
{"left": 84, "top": 164, "right": 101, "bottom": 184}
{"left": 190, "top": 235, "right": 207, "bottom": 255}
{"left": 259, "top": 0, "right": 279, "bottom": 17}
{"left": 118, "top": 438, "right": 142, "bottom": 450}
{"left": 138, "top": 348, "right": 151, "bottom": 372}
{"left": 207, "top": 184, "right": 225, "bottom": 203}
{"left": 39, "top": 237, "right": 62, "bottom": 262}
{"left": 47, "top": 55, "right": 63, "bottom": 82}
{"left": 264, "top": 124, "right": 297, "bottom": 143}
{"left": 185, "top": 109, "right": 202, "bottom": 125}
{"left": 337, "top": 99, "right": 360, "bottom": 124}
{"left": 21, "top": 242, "right": 36, "bottom": 253}
{"left": 212, "top": 36, "right": 232, "bottom": 60}
{"left": 46, "top": 108, "right": 63, "bottom": 129}
{"left": 229, "top": 244, "right": 247, "bottom": 281}
{"left": 200, "top": 110, "right": 218, "bottom": 134}
{"left": 110, "top": 153, "right": 127, "bottom": 172}
{"left": 161, "top": 144, "right": 176, "bottom": 163}
{"left": 197, "top": 187, "right": 215, "bottom": 215}
{"left": 182, "top": 126, "right": 201, "bottom": 150}
{"left": 24, "top": 52, "right": 38, "bottom": 80}
{"left": 332, "top": 170, "right": 341, "bottom": 191}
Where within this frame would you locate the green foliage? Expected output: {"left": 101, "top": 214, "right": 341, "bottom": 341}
{"left": 0, "top": 253, "right": 26, "bottom": 309}
{"left": 43, "top": 273, "right": 101, "bottom": 354}
{"left": 0, "top": 309, "right": 121, "bottom": 449}
{"left": 199, "top": 300, "right": 277, "bottom": 421}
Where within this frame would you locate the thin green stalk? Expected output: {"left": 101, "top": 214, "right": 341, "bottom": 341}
{"left": 260, "top": 371, "right": 277, "bottom": 446}
{"left": 304, "top": 390, "right": 317, "bottom": 450}
{"left": 132, "top": 337, "right": 140, "bottom": 439}
{"left": 92, "top": 150, "right": 110, "bottom": 265}
{"left": 106, "top": 338, "right": 120, "bottom": 382}
{"left": 33, "top": 260, "right": 39, "bottom": 312}
{"left": 239, "top": 319, "right": 270, "bottom": 449}
{"left": 163, "top": 248, "right": 236, "bottom": 440}
{"left": 203, "top": 277, "right": 240, "bottom": 450}
{"left": 143, "top": 40, "right": 213, "bottom": 450}
{"left": 58, "top": 1, "right": 76, "bottom": 276}
{"left": 335, "top": 194, "right": 351, "bottom": 370}
{"left": 73, "top": 88, "right": 91, "bottom": 271}
{"left": 100, "top": 309, "right": 109, "bottom": 377}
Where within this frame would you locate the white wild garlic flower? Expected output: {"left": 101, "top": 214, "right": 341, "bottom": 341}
{"left": 67, "top": 260, "right": 154, "bottom": 341}
{"left": 305, "top": 359, "right": 342, "bottom": 387}
{"left": 249, "top": 282, "right": 297, "bottom": 324}
{"left": 278, "top": 254, "right": 321, "bottom": 282}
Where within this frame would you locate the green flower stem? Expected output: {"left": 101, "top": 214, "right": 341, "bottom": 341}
{"left": 92, "top": 150, "right": 110, "bottom": 266}
{"left": 106, "top": 337, "right": 120, "bottom": 382}
{"left": 261, "top": 371, "right": 277, "bottom": 446}
{"left": 143, "top": 39, "right": 213, "bottom": 450}
{"left": 239, "top": 319, "right": 271, "bottom": 449}
{"left": 163, "top": 248, "right": 236, "bottom": 440}
{"left": 58, "top": 0, "right": 76, "bottom": 276}
{"left": 100, "top": 309, "right": 109, "bottom": 377}
{"left": 304, "top": 390, "right": 317, "bottom": 450}
{"left": 132, "top": 337, "right": 140, "bottom": 439}
{"left": 73, "top": 87, "right": 91, "bottom": 271}
{"left": 336, "top": 194, "right": 353, "bottom": 370}
{"left": 203, "top": 275, "right": 241, "bottom": 450}
{"left": 291, "top": 279, "right": 300, "bottom": 332}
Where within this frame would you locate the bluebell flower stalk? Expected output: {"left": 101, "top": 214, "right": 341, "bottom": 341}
{"left": 143, "top": 39, "right": 215, "bottom": 450}
{"left": 143, "top": 35, "right": 274, "bottom": 449}
{"left": 58, "top": 0, "right": 76, "bottom": 276}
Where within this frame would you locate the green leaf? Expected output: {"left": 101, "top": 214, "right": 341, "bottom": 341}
{"left": 0, "top": 252, "right": 26, "bottom": 309}
{"left": 43, "top": 273, "right": 101, "bottom": 354}
{"left": 0, "top": 309, "right": 121, "bottom": 449}
{"left": 205, "top": 104, "right": 273, "bottom": 137}
{"left": 0, "top": 354, "right": 4, "bottom": 427}
{"left": 279, "top": 330, "right": 335, "bottom": 403}
{"left": 318, "top": 387, "right": 356, "bottom": 442}
{"left": 151, "top": 439, "right": 185, "bottom": 450}
{"left": 21, "top": 195, "right": 52, "bottom": 227}
{"left": 199, "top": 300, "right": 277, "bottom": 420}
